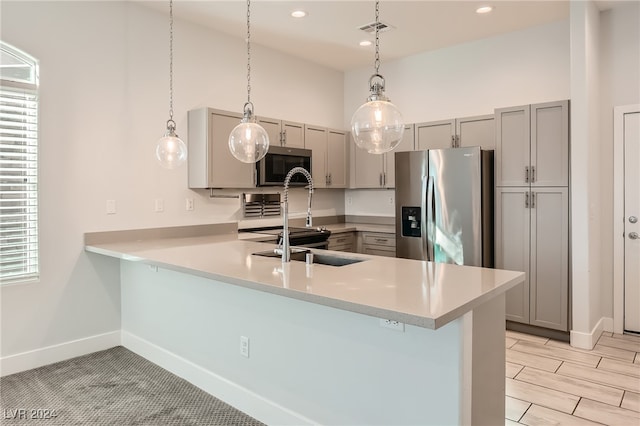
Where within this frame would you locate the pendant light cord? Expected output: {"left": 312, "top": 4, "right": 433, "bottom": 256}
{"left": 374, "top": 0, "right": 380, "bottom": 75}
{"left": 168, "top": 0, "right": 175, "bottom": 125}
{"left": 246, "top": 0, "right": 252, "bottom": 105}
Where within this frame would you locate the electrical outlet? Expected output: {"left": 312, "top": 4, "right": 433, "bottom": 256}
{"left": 388, "top": 196, "right": 394, "bottom": 205}
{"left": 106, "top": 200, "right": 116, "bottom": 215}
{"left": 185, "top": 198, "right": 194, "bottom": 211}
{"left": 154, "top": 198, "right": 164, "bottom": 213}
{"left": 240, "top": 336, "right": 249, "bottom": 358}
{"left": 347, "top": 196, "right": 353, "bottom": 206}
{"left": 379, "top": 318, "right": 405, "bottom": 332}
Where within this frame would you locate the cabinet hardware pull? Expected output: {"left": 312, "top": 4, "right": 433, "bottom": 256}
{"left": 380, "top": 173, "right": 383, "bottom": 186}
{"left": 525, "top": 166, "right": 529, "bottom": 183}
{"left": 531, "top": 166, "right": 536, "bottom": 183}
{"left": 531, "top": 192, "right": 536, "bottom": 208}
{"left": 525, "top": 192, "right": 529, "bottom": 208}
{"left": 451, "top": 135, "right": 456, "bottom": 148}
{"left": 375, "top": 238, "right": 388, "bottom": 243}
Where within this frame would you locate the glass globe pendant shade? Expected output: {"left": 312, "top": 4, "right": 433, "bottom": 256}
{"left": 351, "top": 75, "right": 404, "bottom": 154}
{"left": 229, "top": 103, "right": 269, "bottom": 163}
{"left": 155, "top": 120, "right": 187, "bottom": 169}
{"left": 351, "top": 99, "right": 404, "bottom": 154}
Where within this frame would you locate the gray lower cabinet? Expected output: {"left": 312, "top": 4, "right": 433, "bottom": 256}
{"left": 327, "top": 232, "right": 356, "bottom": 252}
{"left": 496, "top": 187, "right": 569, "bottom": 331}
{"left": 359, "top": 232, "right": 396, "bottom": 257}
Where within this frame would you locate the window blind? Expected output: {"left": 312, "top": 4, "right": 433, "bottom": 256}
{"left": 0, "top": 86, "right": 38, "bottom": 282}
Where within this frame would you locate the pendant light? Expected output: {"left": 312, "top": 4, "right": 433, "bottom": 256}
{"left": 351, "top": 1, "right": 404, "bottom": 154}
{"left": 228, "top": 0, "right": 269, "bottom": 163}
{"left": 155, "top": 0, "right": 187, "bottom": 169}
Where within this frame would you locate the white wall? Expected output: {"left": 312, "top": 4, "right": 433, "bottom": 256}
{"left": 569, "top": 0, "right": 602, "bottom": 345}
{"left": 598, "top": 2, "right": 640, "bottom": 321}
{"left": 121, "top": 262, "right": 466, "bottom": 425}
{"left": 344, "top": 19, "right": 570, "bottom": 216}
{"left": 0, "top": 1, "right": 344, "bottom": 360}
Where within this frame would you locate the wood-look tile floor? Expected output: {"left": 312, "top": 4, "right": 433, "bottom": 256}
{"left": 505, "top": 330, "right": 640, "bottom": 426}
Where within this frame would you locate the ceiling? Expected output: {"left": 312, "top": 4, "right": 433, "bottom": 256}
{"left": 135, "top": 1, "right": 617, "bottom": 72}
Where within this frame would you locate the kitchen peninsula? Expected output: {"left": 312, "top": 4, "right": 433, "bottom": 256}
{"left": 85, "top": 223, "right": 524, "bottom": 425}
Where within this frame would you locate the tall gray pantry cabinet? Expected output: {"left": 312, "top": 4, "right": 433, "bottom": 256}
{"left": 495, "top": 100, "right": 570, "bottom": 332}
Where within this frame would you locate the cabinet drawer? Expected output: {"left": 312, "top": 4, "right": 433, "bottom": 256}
{"left": 328, "top": 232, "right": 355, "bottom": 252}
{"left": 362, "top": 247, "right": 396, "bottom": 257}
{"left": 362, "top": 232, "right": 395, "bottom": 248}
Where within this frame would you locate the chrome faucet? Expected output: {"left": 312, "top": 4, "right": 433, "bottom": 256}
{"left": 279, "top": 166, "right": 313, "bottom": 263}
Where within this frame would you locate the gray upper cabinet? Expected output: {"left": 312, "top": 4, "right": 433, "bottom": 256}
{"left": 258, "top": 117, "right": 305, "bottom": 148}
{"left": 416, "top": 115, "right": 495, "bottom": 150}
{"left": 188, "top": 108, "right": 255, "bottom": 189}
{"left": 327, "top": 129, "right": 347, "bottom": 188}
{"left": 305, "top": 126, "right": 328, "bottom": 188}
{"left": 384, "top": 125, "right": 415, "bottom": 188}
{"left": 304, "top": 126, "right": 347, "bottom": 189}
{"left": 416, "top": 119, "right": 455, "bottom": 150}
{"left": 456, "top": 114, "right": 495, "bottom": 150}
{"left": 352, "top": 124, "right": 414, "bottom": 188}
{"left": 496, "top": 100, "right": 569, "bottom": 187}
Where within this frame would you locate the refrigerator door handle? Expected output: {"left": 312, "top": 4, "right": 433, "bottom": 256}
{"left": 426, "top": 175, "right": 435, "bottom": 262}
{"left": 421, "top": 175, "right": 429, "bottom": 261}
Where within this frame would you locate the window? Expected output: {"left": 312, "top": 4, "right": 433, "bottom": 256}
{"left": 0, "top": 41, "right": 39, "bottom": 283}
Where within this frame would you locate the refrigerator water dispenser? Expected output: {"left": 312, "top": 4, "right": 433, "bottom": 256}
{"left": 401, "top": 207, "right": 421, "bottom": 237}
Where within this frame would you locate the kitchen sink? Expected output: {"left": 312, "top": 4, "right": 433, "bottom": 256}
{"left": 252, "top": 249, "right": 365, "bottom": 267}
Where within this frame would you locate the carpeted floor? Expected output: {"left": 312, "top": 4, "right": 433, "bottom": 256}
{"left": 0, "top": 346, "right": 265, "bottom": 425}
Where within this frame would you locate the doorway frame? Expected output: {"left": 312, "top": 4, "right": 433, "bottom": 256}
{"left": 613, "top": 104, "right": 640, "bottom": 334}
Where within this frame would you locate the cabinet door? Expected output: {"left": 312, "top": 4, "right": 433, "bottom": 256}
{"left": 353, "top": 143, "right": 385, "bottom": 188}
{"left": 385, "top": 124, "right": 415, "bottom": 188}
{"left": 531, "top": 100, "right": 569, "bottom": 187}
{"left": 210, "top": 111, "right": 255, "bottom": 188}
{"left": 305, "top": 126, "right": 327, "bottom": 188}
{"left": 530, "top": 187, "right": 569, "bottom": 331}
{"left": 327, "top": 130, "right": 347, "bottom": 188}
{"left": 495, "top": 187, "right": 530, "bottom": 324}
{"left": 282, "top": 121, "right": 305, "bottom": 148}
{"left": 496, "top": 105, "right": 531, "bottom": 187}
{"left": 457, "top": 114, "right": 495, "bottom": 150}
{"left": 258, "top": 117, "right": 282, "bottom": 146}
{"left": 415, "top": 119, "right": 455, "bottom": 150}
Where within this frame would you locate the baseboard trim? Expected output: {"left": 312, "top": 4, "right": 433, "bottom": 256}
{"left": 121, "top": 331, "right": 315, "bottom": 426}
{"left": 0, "top": 331, "right": 121, "bottom": 377}
{"left": 571, "top": 317, "right": 610, "bottom": 350}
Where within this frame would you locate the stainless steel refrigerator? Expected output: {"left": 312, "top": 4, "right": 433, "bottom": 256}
{"left": 395, "top": 147, "right": 494, "bottom": 267}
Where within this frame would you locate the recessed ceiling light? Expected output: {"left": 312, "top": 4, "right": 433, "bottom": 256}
{"left": 476, "top": 5, "right": 493, "bottom": 14}
{"left": 291, "top": 10, "right": 307, "bottom": 18}
{"left": 359, "top": 40, "right": 372, "bottom": 47}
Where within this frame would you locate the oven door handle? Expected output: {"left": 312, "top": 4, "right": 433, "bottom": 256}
{"left": 294, "top": 240, "right": 329, "bottom": 250}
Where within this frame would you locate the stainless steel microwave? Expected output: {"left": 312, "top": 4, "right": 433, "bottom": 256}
{"left": 256, "top": 146, "right": 312, "bottom": 186}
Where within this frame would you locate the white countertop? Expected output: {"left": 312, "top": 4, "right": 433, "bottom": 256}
{"left": 86, "top": 232, "right": 523, "bottom": 330}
